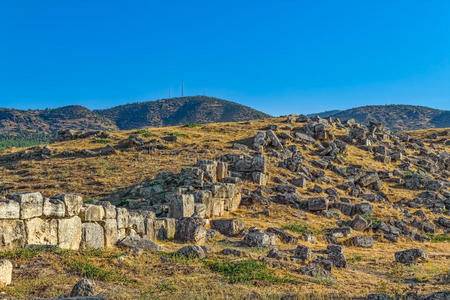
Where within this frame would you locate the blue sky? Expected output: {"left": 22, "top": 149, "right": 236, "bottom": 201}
{"left": 0, "top": 0, "right": 449, "bottom": 115}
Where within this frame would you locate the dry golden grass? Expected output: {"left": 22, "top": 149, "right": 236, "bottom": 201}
{"left": 0, "top": 118, "right": 449, "bottom": 299}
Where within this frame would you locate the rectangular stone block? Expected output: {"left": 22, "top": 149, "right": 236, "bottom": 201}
{"left": 143, "top": 211, "right": 156, "bottom": 240}
{"left": 0, "top": 199, "right": 20, "bottom": 219}
{"left": 116, "top": 208, "right": 129, "bottom": 229}
{"left": 91, "top": 200, "right": 116, "bottom": 219}
{"left": 169, "top": 194, "right": 194, "bottom": 219}
{"left": 43, "top": 198, "right": 65, "bottom": 218}
{"left": 128, "top": 212, "right": 145, "bottom": 236}
{"left": 216, "top": 162, "right": 229, "bottom": 182}
{"left": 8, "top": 192, "right": 43, "bottom": 219}
{"left": 154, "top": 218, "right": 175, "bottom": 240}
{"left": 211, "top": 198, "right": 225, "bottom": 217}
{"left": 80, "top": 204, "right": 105, "bottom": 222}
{"left": 25, "top": 218, "right": 58, "bottom": 246}
{"left": 58, "top": 216, "right": 82, "bottom": 250}
{"left": 81, "top": 223, "right": 105, "bottom": 249}
{"left": 51, "top": 194, "right": 83, "bottom": 217}
{"left": 0, "top": 220, "right": 25, "bottom": 250}
{"left": 102, "top": 219, "right": 118, "bottom": 248}
{"left": 192, "top": 190, "right": 213, "bottom": 218}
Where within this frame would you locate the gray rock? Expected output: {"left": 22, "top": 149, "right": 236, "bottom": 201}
{"left": 174, "top": 217, "right": 206, "bottom": 243}
{"left": 243, "top": 227, "right": 278, "bottom": 247}
{"left": 70, "top": 279, "right": 95, "bottom": 297}
{"left": 0, "top": 259, "right": 12, "bottom": 286}
{"left": 118, "top": 236, "right": 161, "bottom": 251}
{"left": 293, "top": 245, "right": 311, "bottom": 261}
{"left": 395, "top": 248, "right": 428, "bottom": 265}
{"left": 177, "top": 245, "right": 205, "bottom": 258}
{"left": 346, "top": 235, "right": 374, "bottom": 248}
{"left": 210, "top": 218, "right": 245, "bottom": 237}
{"left": 308, "top": 197, "right": 328, "bottom": 212}
{"left": 297, "top": 262, "right": 334, "bottom": 279}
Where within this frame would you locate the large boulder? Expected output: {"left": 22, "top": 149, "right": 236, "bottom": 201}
{"left": 169, "top": 194, "right": 195, "bottom": 219}
{"left": 293, "top": 245, "right": 311, "bottom": 261}
{"left": 395, "top": 249, "right": 428, "bottom": 265}
{"left": 174, "top": 217, "right": 206, "bottom": 243}
{"left": 243, "top": 227, "right": 278, "bottom": 247}
{"left": 346, "top": 235, "right": 374, "bottom": 248}
{"left": 308, "top": 197, "right": 329, "bottom": 212}
{"left": 210, "top": 218, "right": 245, "bottom": 237}
{"left": 43, "top": 198, "right": 66, "bottom": 218}
{"left": 176, "top": 245, "right": 205, "bottom": 258}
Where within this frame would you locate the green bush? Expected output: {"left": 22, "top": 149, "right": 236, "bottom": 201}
{"left": 426, "top": 234, "right": 450, "bottom": 243}
{"left": 0, "top": 134, "right": 50, "bottom": 151}
{"left": 183, "top": 123, "right": 202, "bottom": 128}
{"left": 164, "top": 131, "right": 187, "bottom": 137}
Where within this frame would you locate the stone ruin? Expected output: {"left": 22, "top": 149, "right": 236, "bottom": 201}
{"left": 0, "top": 155, "right": 271, "bottom": 251}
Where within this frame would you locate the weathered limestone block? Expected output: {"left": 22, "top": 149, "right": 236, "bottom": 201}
{"left": 0, "top": 220, "right": 25, "bottom": 250}
{"left": 192, "top": 190, "right": 213, "bottom": 218}
{"left": 210, "top": 218, "right": 245, "bottom": 237}
{"left": 91, "top": 200, "right": 116, "bottom": 219}
{"left": 52, "top": 194, "right": 83, "bottom": 217}
{"left": 154, "top": 218, "right": 176, "bottom": 240}
{"left": 118, "top": 236, "right": 161, "bottom": 251}
{"left": 43, "top": 198, "right": 66, "bottom": 218}
{"left": 81, "top": 223, "right": 105, "bottom": 249}
{"left": 80, "top": 204, "right": 105, "bottom": 222}
{"left": 116, "top": 208, "right": 129, "bottom": 229}
{"left": 0, "top": 199, "right": 20, "bottom": 219}
{"left": 222, "top": 183, "right": 242, "bottom": 211}
{"left": 142, "top": 211, "right": 156, "bottom": 240}
{"left": 308, "top": 197, "right": 329, "bottom": 212}
{"left": 0, "top": 259, "right": 12, "bottom": 286}
{"left": 174, "top": 217, "right": 206, "bottom": 243}
{"left": 211, "top": 198, "right": 225, "bottom": 217}
{"left": 194, "top": 203, "right": 207, "bottom": 218}
{"left": 128, "top": 212, "right": 145, "bottom": 236}
{"left": 169, "top": 194, "right": 194, "bottom": 219}
{"left": 25, "top": 218, "right": 58, "bottom": 246}
{"left": 8, "top": 192, "right": 43, "bottom": 219}
{"left": 197, "top": 159, "right": 217, "bottom": 182}
{"left": 216, "top": 162, "right": 229, "bottom": 182}
{"left": 102, "top": 219, "right": 118, "bottom": 248}
{"left": 58, "top": 216, "right": 82, "bottom": 250}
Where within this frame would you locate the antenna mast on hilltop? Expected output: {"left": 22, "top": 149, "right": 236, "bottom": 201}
{"left": 181, "top": 80, "right": 184, "bottom": 97}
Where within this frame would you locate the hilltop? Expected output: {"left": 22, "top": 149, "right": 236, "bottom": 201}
{"left": 0, "top": 96, "right": 270, "bottom": 136}
{"left": 309, "top": 105, "right": 450, "bottom": 132}
{"left": 0, "top": 114, "right": 448, "bottom": 299}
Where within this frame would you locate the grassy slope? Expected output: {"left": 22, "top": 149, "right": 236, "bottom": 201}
{"left": 0, "top": 118, "right": 449, "bottom": 299}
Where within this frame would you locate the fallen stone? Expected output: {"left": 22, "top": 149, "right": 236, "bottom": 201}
{"left": 70, "top": 279, "right": 95, "bottom": 297}
{"left": 210, "top": 218, "right": 245, "bottom": 237}
{"left": 118, "top": 236, "right": 162, "bottom": 251}
{"left": 346, "top": 235, "right": 374, "bottom": 248}
{"left": 177, "top": 245, "right": 205, "bottom": 258}
{"left": 0, "top": 259, "right": 12, "bottom": 286}
{"left": 243, "top": 227, "right": 278, "bottom": 247}
{"left": 395, "top": 248, "right": 428, "bottom": 265}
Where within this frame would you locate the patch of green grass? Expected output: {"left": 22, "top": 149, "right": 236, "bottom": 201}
{"left": 426, "top": 233, "right": 450, "bottom": 243}
{"left": 156, "top": 281, "right": 179, "bottom": 292}
{"left": 0, "top": 247, "right": 46, "bottom": 259}
{"left": 132, "top": 129, "right": 157, "bottom": 138}
{"left": 183, "top": 123, "right": 202, "bottom": 128}
{"left": 203, "top": 259, "right": 299, "bottom": 284}
{"left": 66, "top": 258, "right": 130, "bottom": 283}
{"left": 164, "top": 131, "right": 188, "bottom": 137}
{"left": 83, "top": 198, "right": 94, "bottom": 204}
{"left": 0, "top": 134, "right": 50, "bottom": 151}
{"left": 91, "top": 138, "right": 112, "bottom": 144}
{"left": 347, "top": 255, "right": 364, "bottom": 263}
{"left": 281, "top": 223, "right": 322, "bottom": 235}
{"left": 117, "top": 198, "right": 132, "bottom": 207}
{"left": 362, "top": 215, "right": 382, "bottom": 226}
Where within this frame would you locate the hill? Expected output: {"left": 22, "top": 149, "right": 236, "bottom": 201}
{"left": 0, "top": 105, "right": 117, "bottom": 136}
{"left": 307, "top": 109, "right": 342, "bottom": 118}
{"left": 0, "top": 96, "right": 270, "bottom": 137}
{"left": 96, "top": 96, "right": 271, "bottom": 129}
{"left": 310, "top": 105, "right": 450, "bottom": 132}
{"left": 0, "top": 115, "right": 448, "bottom": 299}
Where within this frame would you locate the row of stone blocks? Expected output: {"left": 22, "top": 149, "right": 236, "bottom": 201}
{"left": 0, "top": 192, "right": 190, "bottom": 251}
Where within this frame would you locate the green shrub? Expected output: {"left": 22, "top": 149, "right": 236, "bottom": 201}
{"left": 132, "top": 129, "right": 157, "bottom": 138}
{"left": 164, "top": 131, "right": 187, "bottom": 137}
{"left": 281, "top": 223, "right": 322, "bottom": 235}
{"left": 0, "top": 134, "right": 50, "bottom": 151}
{"left": 362, "top": 215, "right": 382, "bottom": 226}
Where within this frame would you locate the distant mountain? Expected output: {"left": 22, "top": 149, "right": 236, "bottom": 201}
{"left": 307, "top": 110, "right": 342, "bottom": 118}
{"left": 311, "top": 105, "right": 450, "bottom": 132}
{"left": 0, "top": 105, "right": 117, "bottom": 136}
{"left": 0, "top": 96, "right": 270, "bottom": 136}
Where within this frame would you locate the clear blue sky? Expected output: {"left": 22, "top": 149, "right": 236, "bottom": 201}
{"left": 0, "top": 1, "right": 449, "bottom": 115}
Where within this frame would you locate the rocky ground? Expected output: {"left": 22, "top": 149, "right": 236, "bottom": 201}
{"left": 0, "top": 115, "right": 449, "bottom": 299}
